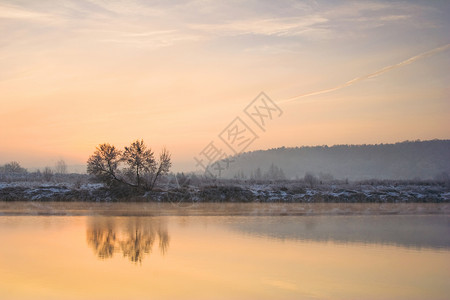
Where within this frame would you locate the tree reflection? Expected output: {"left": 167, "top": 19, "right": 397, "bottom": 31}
{"left": 158, "top": 227, "right": 170, "bottom": 255}
{"left": 86, "top": 225, "right": 116, "bottom": 259}
{"left": 86, "top": 217, "right": 169, "bottom": 264}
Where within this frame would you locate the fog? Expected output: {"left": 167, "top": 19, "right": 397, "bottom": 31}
{"left": 218, "top": 140, "right": 450, "bottom": 180}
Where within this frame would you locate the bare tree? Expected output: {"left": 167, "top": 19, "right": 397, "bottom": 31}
{"left": 150, "top": 147, "right": 172, "bottom": 190}
{"left": 122, "top": 140, "right": 156, "bottom": 188}
{"left": 255, "top": 167, "right": 262, "bottom": 180}
{"left": 42, "top": 167, "right": 53, "bottom": 182}
{"left": 87, "top": 140, "right": 171, "bottom": 191}
{"left": 265, "top": 163, "right": 286, "bottom": 180}
{"left": 87, "top": 143, "right": 122, "bottom": 186}
{"left": 304, "top": 172, "right": 319, "bottom": 188}
{"left": 55, "top": 159, "right": 67, "bottom": 174}
{"left": 0, "top": 161, "right": 27, "bottom": 174}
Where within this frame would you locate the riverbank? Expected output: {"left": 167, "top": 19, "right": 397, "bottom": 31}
{"left": 0, "top": 180, "right": 448, "bottom": 203}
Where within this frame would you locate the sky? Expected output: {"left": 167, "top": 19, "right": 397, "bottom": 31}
{"left": 0, "top": 0, "right": 449, "bottom": 172}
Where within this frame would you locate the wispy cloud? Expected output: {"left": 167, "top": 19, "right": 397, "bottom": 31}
{"left": 191, "top": 15, "right": 329, "bottom": 38}
{"left": 0, "top": 0, "right": 436, "bottom": 52}
{"left": 379, "top": 15, "right": 410, "bottom": 21}
{"left": 99, "top": 32, "right": 201, "bottom": 49}
{"left": 0, "top": 3, "right": 55, "bottom": 22}
{"left": 278, "top": 44, "right": 450, "bottom": 104}
{"left": 83, "top": 0, "right": 164, "bottom": 16}
{"left": 87, "top": 28, "right": 201, "bottom": 49}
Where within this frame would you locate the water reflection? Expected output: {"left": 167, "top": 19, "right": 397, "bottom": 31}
{"left": 1, "top": 214, "right": 449, "bottom": 299}
{"left": 85, "top": 214, "right": 450, "bottom": 266}
{"left": 86, "top": 217, "right": 169, "bottom": 263}
{"left": 229, "top": 215, "right": 450, "bottom": 250}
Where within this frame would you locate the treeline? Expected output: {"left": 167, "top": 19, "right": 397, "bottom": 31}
{"left": 219, "top": 139, "right": 450, "bottom": 181}
{"left": 0, "top": 162, "right": 27, "bottom": 174}
{"left": 235, "top": 164, "right": 286, "bottom": 180}
{"left": 0, "top": 160, "right": 72, "bottom": 182}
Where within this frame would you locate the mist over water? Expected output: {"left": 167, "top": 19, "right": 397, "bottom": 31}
{"left": 0, "top": 203, "right": 449, "bottom": 300}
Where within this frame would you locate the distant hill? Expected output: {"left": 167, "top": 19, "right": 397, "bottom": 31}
{"left": 218, "top": 140, "right": 450, "bottom": 180}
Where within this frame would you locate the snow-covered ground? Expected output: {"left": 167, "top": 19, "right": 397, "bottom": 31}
{"left": 0, "top": 181, "right": 107, "bottom": 201}
{"left": 0, "top": 179, "right": 448, "bottom": 202}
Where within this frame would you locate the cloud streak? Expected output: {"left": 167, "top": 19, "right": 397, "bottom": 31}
{"left": 278, "top": 43, "right": 450, "bottom": 105}
{"left": 191, "top": 15, "right": 329, "bottom": 38}
{"left": 0, "top": 3, "right": 55, "bottom": 22}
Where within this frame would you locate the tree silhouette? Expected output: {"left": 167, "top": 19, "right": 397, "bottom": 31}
{"left": 122, "top": 140, "right": 156, "bottom": 188}
{"left": 0, "top": 161, "right": 27, "bottom": 174}
{"left": 304, "top": 172, "right": 319, "bottom": 187}
{"left": 87, "top": 140, "right": 172, "bottom": 191}
{"left": 87, "top": 143, "right": 122, "bottom": 186}
{"left": 55, "top": 159, "right": 67, "bottom": 174}
{"left": 150, "top": 147, "right": 172, "bottom": 190}
{"left": 42, "top": 167, "right": 53, "bottom": 182}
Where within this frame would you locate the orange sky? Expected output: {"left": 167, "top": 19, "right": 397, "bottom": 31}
{"left": 0, "top": 1, "right": 449, "bottom": 172}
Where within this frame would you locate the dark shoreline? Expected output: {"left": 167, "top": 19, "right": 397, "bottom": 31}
{"left": 0, "top": 181, "right": 448, "bottom": 203}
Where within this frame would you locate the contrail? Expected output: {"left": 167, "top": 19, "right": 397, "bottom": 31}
{"left": 277, "top": 43, "right": 450, "bottom": 105}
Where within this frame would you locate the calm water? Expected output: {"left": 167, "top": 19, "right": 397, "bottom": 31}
{"left": 0, "top": 202, "right": 449, "bottom": 300}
